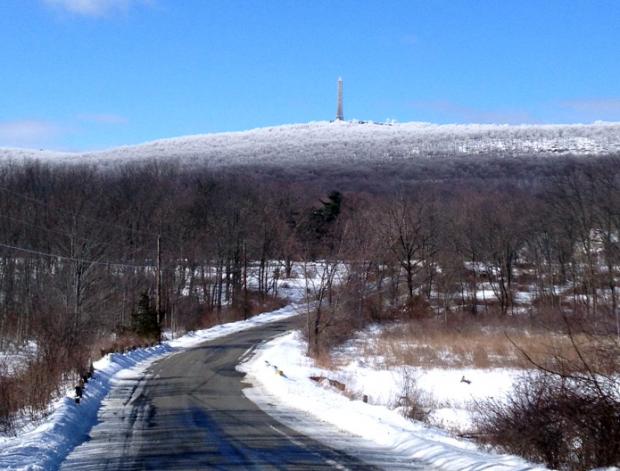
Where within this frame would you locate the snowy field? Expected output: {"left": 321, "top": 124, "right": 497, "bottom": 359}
{"left": 0, "top": 273, "right": 542, "bottom": 471}
{"left": 0, "top": 120, "right": 618, "bottom": 169}
{"left": 326, "top": 326, "right": 523, "bottom": 433}
{"left": 0, "top": 264, "right": 611, "bottom": 470}
{"left": 238, "top": 330, "right": 545, "bottom": 471}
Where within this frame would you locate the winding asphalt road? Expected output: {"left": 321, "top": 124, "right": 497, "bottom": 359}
{"left": 60, "top": 316, "right": 420, "bottom": 470}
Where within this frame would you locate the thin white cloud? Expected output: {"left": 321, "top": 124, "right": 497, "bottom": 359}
{"left": 43, "top": 0, "right": 151, "bottom": 17}
{"left": 560, "top": 99, "right": 620, "bottom": 114}
{"left": 0, "top": 120, "right": 63, "bottom": 147}
{"left": 410, "top": 100, "right": 534, "bottom": 124}
{"left": 78, "top": 113, "right": 128, "bottom": 124}
{"left": 552, "top": 98, "right": 620, "bottom": 123}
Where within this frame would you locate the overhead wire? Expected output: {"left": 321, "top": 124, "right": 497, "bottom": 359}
{"left": 0, "top": 184, "right": 176, "bottom": 243}
{"left": 0, "top": 182, "right": 187, "bottom": 273}
{"left": 0, "top": 241, "right": 154, "bottom": 270}
{"left": 0, "top": 186, "right": 176, "bottom": 270}
{"left": 0, "top": 212, "right": 148, "bottom": 253}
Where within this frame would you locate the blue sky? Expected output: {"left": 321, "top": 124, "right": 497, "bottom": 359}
{"left": 0, "top": 0, "right": 618, "bottom": 150}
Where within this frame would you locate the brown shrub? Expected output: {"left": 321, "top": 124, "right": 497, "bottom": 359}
{"left": 395, "top": 369, "right": 435, "bottom": 423}
{"left": 93, "top": 332, "right": 149, "bottom": 358}
{"left": 212, "top": 292, "right": 287, "bottom": 324}
{"left": 475, "top": 373, "right": 620, "bottom": 470}
{"left": 313, "top": 349, "right": 335, "bottom": 370}
{"left": 402, "top": 294, "right": 433, "bottom": 320}
{"left": 0, "top": 352, "right": 68, "bottom": 434}
{"left": 0, "top": 375, "right": 17, "bottom": 433}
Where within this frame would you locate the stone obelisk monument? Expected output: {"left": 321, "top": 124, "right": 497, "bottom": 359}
{"left": 336, "top": 77, "right": 344, "bottom": 121}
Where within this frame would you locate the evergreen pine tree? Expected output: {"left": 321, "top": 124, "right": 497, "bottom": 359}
{"left": 131, "top": 292, "right": 160, "bottom": 341}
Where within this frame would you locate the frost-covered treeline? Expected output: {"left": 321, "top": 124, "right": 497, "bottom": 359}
{"left": 1, "top": 121, "right": 619, "bottom": 170}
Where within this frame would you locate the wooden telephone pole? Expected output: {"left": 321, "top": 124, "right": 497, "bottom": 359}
{"left": 156, "top": 234, "right": 162, "bottom": 325}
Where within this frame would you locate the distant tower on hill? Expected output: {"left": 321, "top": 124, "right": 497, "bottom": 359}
{"left": 336, "top": 77, "right": 344, "bottom": 121}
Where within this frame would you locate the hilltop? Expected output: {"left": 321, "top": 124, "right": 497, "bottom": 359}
{"left": 1, "top": 121, "right": 619, "bottom": 170}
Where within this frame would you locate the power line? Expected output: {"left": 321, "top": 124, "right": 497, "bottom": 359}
{"left": 0, "top": 213, "right": 148, "bottom": 253}
{"left": 0, "top": 184, "right": 175, "bottom": 243}
{"left": 0, "top": 241, "right": 155, "bottom": 270}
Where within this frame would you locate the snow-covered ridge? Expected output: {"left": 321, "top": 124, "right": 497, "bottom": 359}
{"left": 1, "top": 120, "right": 619, "bottom": 168}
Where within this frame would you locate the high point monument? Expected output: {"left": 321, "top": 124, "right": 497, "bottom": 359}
{"left": 336, "top": 77, "right": 344, "bottom": 121}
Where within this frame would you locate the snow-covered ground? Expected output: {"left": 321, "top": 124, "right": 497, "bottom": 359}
{"left": 329, "top": 328, "right": 522, "bottom": 432}
{"left": 0, "top": 266, "right": 578, "bottom": 470}
{"left": 0, "top": 302, "right": 302, "bottom": 470}
{"left": 0, "top": 281, "right": 546, "bottom": 470}
{"left": 239, "top": 330, "right": 545, "bottom": 471}
{"left": 1, "top": 120, "right": 618, "bottom": 169}
{"left": 0, "top": 341, "right": 37, "bottom": 376}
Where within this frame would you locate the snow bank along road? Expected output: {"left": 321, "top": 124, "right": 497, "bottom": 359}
{"left": 59, "top": 315, "right": 426, "bottom": 470}
{"left": 0, "top": 300, "right": 541, "bottom": 470}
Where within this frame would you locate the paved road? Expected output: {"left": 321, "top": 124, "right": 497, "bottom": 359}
{"left": 60, "top": 316, "right": 411, "bottom": 470}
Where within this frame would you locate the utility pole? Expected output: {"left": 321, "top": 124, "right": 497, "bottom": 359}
{"left": 243, "top": 241, "right": 248, "bottom": 320}
{"left": 156, "top": 234, "right": 162, "bottom": 326}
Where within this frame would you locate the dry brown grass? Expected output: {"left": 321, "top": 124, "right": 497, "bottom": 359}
{"left": 213, "top": 293, "right": 287, "bottom": 324}
{"left": 313, "top": 349, "right": 336, "bottom": 370}
{"left": 369, "top": 314, "right": 618, "bottom": 371}
{"left": 90, "top": 332, "right": 161, "bottom": 363}
{"left": 0, "top": 353, "right": 77, "bottom": 433}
